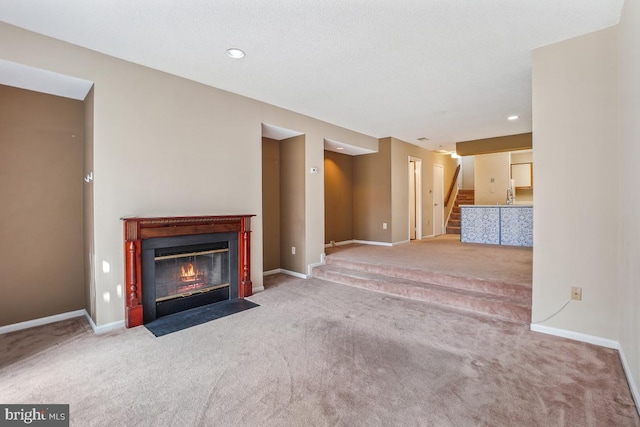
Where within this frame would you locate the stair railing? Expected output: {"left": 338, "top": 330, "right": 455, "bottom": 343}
{"left": 444, "top": 164, "right": 461, "bottom": 207}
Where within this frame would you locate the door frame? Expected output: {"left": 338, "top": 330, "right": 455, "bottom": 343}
{"left": 408, "top": 156, "right": 422, "bottom": 240}
{"left": 433, "top": 163, "right": 444, "bottom": 236}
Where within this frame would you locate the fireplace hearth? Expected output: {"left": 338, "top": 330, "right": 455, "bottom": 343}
{"left": 122, "top": 215, "right": 254, "bottom": 328}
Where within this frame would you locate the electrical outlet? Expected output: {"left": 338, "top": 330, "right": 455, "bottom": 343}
{"left": 383, "top": 223, "right": 388, "bottom": 230}
{"left": 330, "top": 240, "right": 336, "bottom": 247}
{"left": 571, "top": 286, "right": 582, "bottom": 301}
{"left": 291, "top": 246, "right": 296, "bottom": 255}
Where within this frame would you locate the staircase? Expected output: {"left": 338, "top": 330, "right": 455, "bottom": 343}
{"left": 313, "top": 254, "right": 531, "bottom": 324}
{"left": 446, "top": 189, "right": 474, "bottom": 234}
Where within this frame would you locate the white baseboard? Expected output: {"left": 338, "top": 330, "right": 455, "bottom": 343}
{"left": 529, "top": 324, "right": 619, "bottom": 349}
{"left": 618, "top": 345, "right": 640, "bottom": 413}
{"left": 263, "top": 269, "right": 281, "bottom": 276}
{"left": 352, "top": 240, "right": 393, "bottom": 247}
{"left": 280, "top": 269, "right": 308, "bottom": 279}
{"left": 308, "top": 261, "right": 324, "bottom": 276}
{"left": 422, "top": 234, "right": 435, "bottom": 239}
{"left": 262, "top": 268, "right": 308, "bottom": 279}
{"left": 324, "top": 240, "right": 354, "bottom": 248}
{"left": 531, "top": 323, "right": 639, "bottom": 416}
{"left": 85, "top": 312, "right": 125, "bottom": 334}
{"left": 0, "top": 309, "right": 86, "bottom": 335}
{"left": 251, "top": 286, "right": 265, "bottom": 293}
{"left": 392, "top": 240, "right": 410, "bottom": 246}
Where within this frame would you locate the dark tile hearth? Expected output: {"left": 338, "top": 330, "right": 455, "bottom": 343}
{"left": 145, "top": 298, "right": 259, "bottom": 337}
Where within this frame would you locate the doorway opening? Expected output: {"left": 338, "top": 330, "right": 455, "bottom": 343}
{"left": 433, "top": 163, "right": 444, "bottom": 236}
{"left": 408, "top": 157, "right": 422, "bottom": 240}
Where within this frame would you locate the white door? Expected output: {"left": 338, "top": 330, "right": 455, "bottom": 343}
{"left": 433, "top": 164, "right": 444, "bottom": 236}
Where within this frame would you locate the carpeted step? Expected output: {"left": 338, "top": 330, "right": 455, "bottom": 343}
{"left": 312, "top": 265, "right": 531, "bottom": 324}
{"left": 446, "top": 226, "right": 460, "bottom": 234}
{"left": 323, "top": 256, "right": 531, "bottom": 304}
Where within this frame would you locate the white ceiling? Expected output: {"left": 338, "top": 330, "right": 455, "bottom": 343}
{"left": 0, "top": 1, "right": 623, "bottom": 152}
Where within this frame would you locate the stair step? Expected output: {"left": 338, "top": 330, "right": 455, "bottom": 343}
{"left": 324, "top": 257, "right": 531, "bottom": 303}
{"left": 447, "top": 190, "right": 474, "bottom": 232}
{"left": 313, "top": 265, "right": 531, "bottom": 324}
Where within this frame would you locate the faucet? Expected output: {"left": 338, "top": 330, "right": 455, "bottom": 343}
{"left": 506, "top": 188, "right": 514, "bottom": 205}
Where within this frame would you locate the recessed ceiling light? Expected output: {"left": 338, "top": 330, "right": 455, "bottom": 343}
{"left": 336, "top": 147, "right": 344, "bottom": 150}
{"left": 226, "top": 48, "right": 245, "bottom": 59}
{"left": 508, "top": 115, "right": 519, "bottom": 121}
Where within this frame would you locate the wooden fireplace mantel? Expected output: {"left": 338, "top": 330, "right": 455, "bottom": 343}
{"left": 122, "top": 215, "right": 255, "bottom": 328}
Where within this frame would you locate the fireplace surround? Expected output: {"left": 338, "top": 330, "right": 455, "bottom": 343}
{"left": 122, "top": 215, "right": 254, "bottom": 328}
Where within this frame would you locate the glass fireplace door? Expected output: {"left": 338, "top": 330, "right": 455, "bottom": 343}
{"left": 154, "top": 248, "right": 230, "bottom": 302}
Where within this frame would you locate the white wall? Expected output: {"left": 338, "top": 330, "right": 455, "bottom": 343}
{"left": 532, "top": 27, "right": 619, "bottom": 339}
{"left": 618, "top": 0, "right": 640, "bottom": 404}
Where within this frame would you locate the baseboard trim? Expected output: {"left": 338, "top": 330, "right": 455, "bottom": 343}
{"left": 530, "top": 323, "right": 639, "bottom": 416}
{"left": 618, "top": 345, "right": 640, "bottom": 413}
{"left": 85, "top": 312, "right": 125, "bottom": 334}
{"left": 0, "top": 309, "right": 86, "bottom": 335}
{"left": 352, "top": 240, "right": 393, "bottom": 247}
{"left": 280, "top": 269, "right": 308, "bottom": 279}
{"left": 392, "top": 240, "right": 410, "bottom": 246}
{"left": 308, "top": 261, "right": 324, "bottom": 276}
{"left": 251, "top": 286, "right": 265, "bottom": 293}
{"left": 263, "top": 269, "right": 281, "bottom": 276}
{"left": 529, "top": 324, "right": 619, "bottom": 349}
{"left": 263, "top": 268, "right": 308, "bottom": 279}
{"left": 324, "top": 240, "right": 354, "bottom": 248}
{"left": 422, "top": 234, "right": 435, "bottom": 239}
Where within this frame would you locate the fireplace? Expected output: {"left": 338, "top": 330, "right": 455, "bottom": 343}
{"left": 122, "top": 215, "right": 254, "bottom": 328}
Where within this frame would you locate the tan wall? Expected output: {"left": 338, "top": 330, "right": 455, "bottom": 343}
{"left": 0, "top": 85, "right": 85, "bottom": 326}
{"left": 618, "top": 0, "right": 640, "bottom": 402}
{"left": 474, "top": 152, "right": 511, "bottom": 205}
{"left": 261, "top": 138, "right": 281, "bottom": 272}
{"left": 83, "top": 86, "right": 96, "bottom": 321}
{"left": 353, "top": 139, "right": 392, "bottom": 243}
{"left": 279, "top": 135, "right": 306, "bottom": 274}
{"left": 510, "top": 151, "right": 532, "bottom": 163}
{"left": 532, "top": 27, "right": 619, "bottom": 339}
{"left": 324, "top": 150, "right": 353, "bottom": 244}
{"left": 461, "top": 156, "right": 475, "bottom": 190}
{"left": 0, "top": 22, "right": 378, "bottom": 325}
{"left": 456, "top": 132, "right": 532, "bottom": 156}
{"left": 389, "top": 137, "right": 458, "bottom": 241}
{"left": 436, "top": 153, "right": 459, "bottom": 236}
{"left": 510, "top": 150, "right": 533, "bottom": 204}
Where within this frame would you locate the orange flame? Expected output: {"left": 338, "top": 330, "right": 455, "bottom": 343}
{"left": 180, "top": 263, "right": 198, "bottom": 281}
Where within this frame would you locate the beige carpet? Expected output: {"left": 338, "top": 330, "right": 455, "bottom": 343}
{"left": 1, "top": 274, "right": 638, "bottom": 426}
{"left": 327, "top": 235, "right": 533, "bottom": 287}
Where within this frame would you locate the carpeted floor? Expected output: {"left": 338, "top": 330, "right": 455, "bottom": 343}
{"left": 1, "top": 274, "right": 638, "bottom": 426}
{"left": 327, "top": 235, "right": 533, "bottom": 287}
